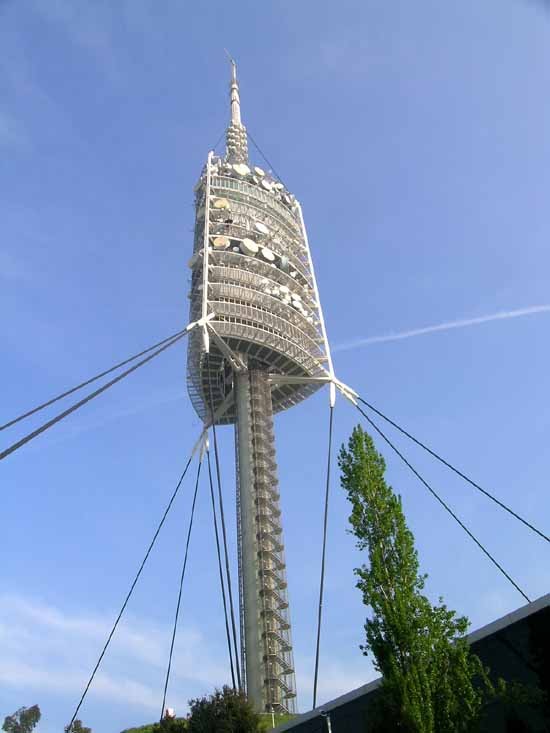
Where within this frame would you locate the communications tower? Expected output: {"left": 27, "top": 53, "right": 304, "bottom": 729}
{"left": 187, "top": 62, "right": 335, "bottom": 714}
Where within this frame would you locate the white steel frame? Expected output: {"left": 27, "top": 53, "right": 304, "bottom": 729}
{"left": 200, "top": 150, "right": 214, "bottom": 353}
{"left": 295, "top": 201, "right": 336, "bottom": 407}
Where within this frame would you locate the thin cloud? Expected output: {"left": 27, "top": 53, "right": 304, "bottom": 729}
{"left": 0, "top": 594, "right": 225, "bottom": 715}
{"left": 334, "top": 305, "right": 550, "bottom": 351}
{"left": 0, "top": 594, "right": 375, "bottom": 723}
{"left": 0, "top": 660, "right": 160, "bottom": 711}
{"left": 295, "top": 653, "right": 376, "bottom": 707}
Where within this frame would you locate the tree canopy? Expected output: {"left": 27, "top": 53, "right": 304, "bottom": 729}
{"left": 65, "top": 719, "right": 92, "bottom": 733}
{"left": 2, "top": 706, "right": 41, "bottom": 733}
{"left": 187, "top": 686, "right": 260, "bottom": 733}
{"left": 339, "top": 425, "right": 492, "bottom": 732}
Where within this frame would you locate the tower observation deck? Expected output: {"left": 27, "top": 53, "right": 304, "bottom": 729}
{"left": 187, "top": 61, "right": 334, "bottom": 714}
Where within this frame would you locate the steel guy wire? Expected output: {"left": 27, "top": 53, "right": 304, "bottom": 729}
{"left": 354, "top": 402, "right": 531, "bottom": 604}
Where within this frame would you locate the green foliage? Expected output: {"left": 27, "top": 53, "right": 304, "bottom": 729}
{"left": 121, "top": 720, "right": 187, "bottom": 733}
{"left": 187, "top": 686, "right": 260, "bottom": 733}
{"left": 2, "top": 706, "right": 41, "bottom": 733}
{"left": 257, "top": 713, "right": 295, "bottom": 730}
{"left": 121, "top": 699, "right": 291, "bottom": 733}
{"left": 155, "top": 719, "right": 188, "bottom": 733}
{"left": 65, "top": 720, "right": 92, "bottom": 733}
{"left": 338, "top": 426, "right": 493, "bottom": 733}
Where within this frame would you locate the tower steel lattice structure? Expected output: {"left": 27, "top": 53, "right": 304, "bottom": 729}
{"left": 186, "top": 61, "right": 334, "bottom": 714}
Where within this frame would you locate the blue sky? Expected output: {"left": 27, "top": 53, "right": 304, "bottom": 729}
{"left": 1, "top": 1, "right": 549, "bottom": 731}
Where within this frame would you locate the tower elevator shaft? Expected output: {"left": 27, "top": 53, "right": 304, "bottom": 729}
{"left": 234, "top": 366, "right": 297, "bottom": 714}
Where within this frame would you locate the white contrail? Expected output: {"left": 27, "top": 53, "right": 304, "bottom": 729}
{"left": 334, "top": 304, "right": 550, "bottom": 352}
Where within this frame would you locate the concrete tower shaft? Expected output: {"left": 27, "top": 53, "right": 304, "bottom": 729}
{"left": 186, "top": 63, "right": 334, "bottom": 714}
{"left": 235, "top": 367, "right": 296, "bottom": 712}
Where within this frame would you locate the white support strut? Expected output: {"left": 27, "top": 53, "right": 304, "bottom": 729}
{"left": 207, "top": 323, "right": 247, "bottom": 372}
{"left": 201, "top": 150, "right": 214, "bottom": 353}
{"left": 295, "top": 202, "right": 337, "bottom": 407}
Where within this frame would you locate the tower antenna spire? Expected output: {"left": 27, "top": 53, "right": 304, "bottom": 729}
{"left": 224, "top": 52, "right": 248, "bottom": 163}
{"left": 224, "top": 50, "right": 241, "bottom": 126}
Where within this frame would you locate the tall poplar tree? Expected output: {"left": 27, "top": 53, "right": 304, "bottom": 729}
{"left": 339, "top": 425, "right": 491, "bottom": 732}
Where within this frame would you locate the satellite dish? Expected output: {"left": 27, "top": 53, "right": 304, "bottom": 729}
{"left": 254, "top": 166, "right": 265, "bottom": 177}
{"left": 292, "top": 292, "right": 301, "bottom": 301}
{"left": 232, "top": 246, "right": 240, "bottom": 252}
{"left": 233, "top": 163, "right": 251, "bottom": 176}
{"left": 213, "top": 236, "right": 230, "bottom": 249}
{"left": 290, "top": 270, "right": 298, "bottom": 278}
{"left": 261, "top": 247, "right": 275, "bottom": 262}
{"left": 213, "top": 198, "right": 230, "bottom": 210}
{"left": 261, "top": 179, "right": 273, "bottom": 192}
{"left": 282, "top": 194, "right": 292, "bottom": 206}
{"left": 279, "top": 285, "right": 289, "bottom": 295}
{"left": 241, "top": 238, "right": 259, "bottom": 256}
{"left": 274, "top": 182, "right": 284, "bottom": 191}
{"left": 254, "top": 222, "right": 269, "bottom": 236}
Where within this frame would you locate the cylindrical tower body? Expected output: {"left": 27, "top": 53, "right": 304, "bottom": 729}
{"left": 187, "top": 155, "right": 331, "bottom": 424}
{"left": 186, "top": 64, "right": 333, "bottom": 714}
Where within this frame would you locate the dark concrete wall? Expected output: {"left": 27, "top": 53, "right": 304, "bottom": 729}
{"left": 278, "top": 602, "right": 549, "bottom": 733}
